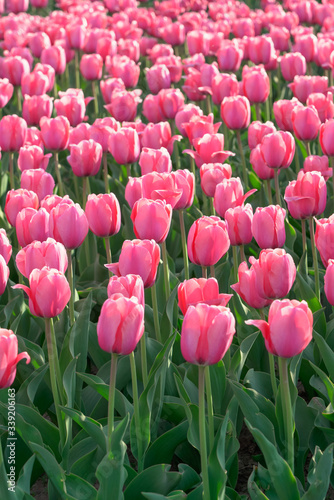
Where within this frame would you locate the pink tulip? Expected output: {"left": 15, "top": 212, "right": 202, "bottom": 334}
{"left": 85, "top": 193, "right": 121, "bottom": 238}
{"left": 248, "top": 121, "right": 276, "bottom": 150}
{"left": 131, "top": 198, "right": 172, "bottom": 243}
{"left": 40, "top": 116, "right": 70, "bottom": 151}
{"left": 0, "top": 229, "right": 12, "bottom": 264}
{"left": 303, "top": 155, "right": 332, "bottom": 181}
{"left": 248, "top": 36, "right": 276, "bottom": 65}
{"left": 178, "top": 277, "right": 232, "bottom": 316}
{"left": 273, "top": 98, "right": 304, "bottom": 132}
{"left": 142, "top": 94, "right": 165, "bottom": 124}
{"left": 319, "top": 119, "right": 334, "bottom": 157}
{"left": 0, "top": 78, "right": 13, "bottom": 107}
{"left": 2, "top": 56, "right": 30, "bottom": 87}
{"left": 16, "top": 238, "right": 68, "bottom": 279}
{"left": 246, "top": 299, "right": 313, "bottom": 358}
{"left": 125, "top": 177, "right": 143, "bottom": 209}
{"left": 251, "top": 249, "right": 296, "bottom": 300}
{"left": 22, "top": 95, "right": 53, "bottom": 127}
{"left": 220, "top": 96, "right": 251, "bottom": 130}
{"left": 184, "top": 115, "right": 221, "bottom": 146}
{"left": 40, "top": 194, "right": 65, "bottom": 213}
{"left": 33, "top": 63, "right": 55, "bottom": 92}
{"left": 108, "top": 128, "right": 140, "bottom": 165}
{"left": 89, "top": 117, "right": 119, "bottom": 152}
{"left": 214, "top": 177, "right": 256, "bottom": 219}
{"left": 18, "top": 146, "right": 51, "bottom": 172}
{"left": 225, "top": 204, "right": 253, "bottom": 246}
{"left": 231, "top": 260, "right": 271, "bottom": 309}
{"left": 107, "top": 274, "right": 144, "bottom": 308}
{"left": 211, "top": 73, "right": 239, "bottom": 106}
{"left": 242, "top": 65, "right": 270, "bottom": 104}
{"left": 217, "top": 41, "right": 243, "bottom": 72}
{"left": 0, "top": 115, "right": 27, "bottom": 152}
{"left": 105, "top": 90, "right": 142, "bottom": 122}
{"left": 54, "top": 89, "right": 91, "bottom": 127}
{"left": 291, "top": 105, "right": 321, "bottom": 142}
{"left": 289, "top": 75, "right": 328, "bottom": 104}
{"left": 252, "top": 205, "right": 286, "bottom": 249}
{"left": 21, "top": 71, "right": 49, "bottom": 96}
{"left": 139, "top": 147, "right": 172, "bottom": 175}
{"left": 171, "top": 169, "right": 195, "bottom": 210}
{"left": 156, "top": 55, "right": 182, "bottom": 83}
{"left": 200, "top": 163, "right": 232, "bottom": 197}
{"left": 181, "top": 303, "right": 235, "bottom": 365}
{"left": 20, "top": 169, "right": 55, "bottom": 202}
{"left": 280, "top": 52, "right": 307, "bottom": 82}
{"left": 0, "top": 330, "right": 30, "bottom": 389}
{"left": 184, "top": 133, "right": 233, "bottom": 168}
{"left": 100, "top": 78, "right": 125, "bottom": 104}
{"left": 97, "top": 296, "right": 144, "bottom": 355}
{"left": 16, "top": 207, "right": 50, "bottom": 247}
{"left": 13, "top": 267, "right": 71, "bottom": 318}
{"left": 141, "top": 122, "right": 181, "bottom": 156}
{"left": 80, "top": 53, "right": 103, "bottom": 80}
{"left": 187, "top": 216, "right": 230, "bottom": 267}
{"left": 284, "top": 171, "right": 326, "bottom": 220}
{"left": 5, "top": 189, "right": 39, "bottom": 227}
{"left": 49, "top": 199, "right": 89, "bottom": 249}
{"left": 175, "top": 104, "right": 203, "bottom": 136}
{"left": 67, "top": 140, "right": 102, "bottom": 177}
{"left": 140, "top": 172, "right": 181, "bottom": 208}
{"left": 324, "top": 260, "right": 334, "bottom": 305}
{"left": 146, "top": 64, "right": 171, "bottom": 94}
{"left": 186, "top": 30, "right": 211, "bottom": 56}
{"left": 40, "top": 45, "right": 66, "bottom": 75}
{"left": 250, "top": 145, "right": 275, "bottom": 180}
{"left": 158, "top": 88, "right": 185, "bottom": 120}
{"left": 106, "top": 239, "right": 160, "bottom": 288}
{"left": 260, "top": 131, "right": 295, "bottom": 169}
{"left": 293, "top": 34, "right": 317, "bottom": 63}
{"left": 306, "top": 92, "right": 334, "bottom": 123}
{"left": 28, "top": 32, "right": 51, "bottom": 59}
{"left": 105, "top": 55, "right": 140, "bottom": 89}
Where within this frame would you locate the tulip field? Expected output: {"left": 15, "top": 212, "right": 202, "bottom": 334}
{"left": 1, "top": 0, "right": 334, "bottom": 498}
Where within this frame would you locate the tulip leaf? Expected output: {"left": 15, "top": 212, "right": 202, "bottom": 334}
{"left": 124, "top": 465, "right": 181, "bottom": 500}
{"left": 28, "top": 442, "right": 67, "bottom": 499}
{"left": 96, "top": 414, "right": 129, "bottom": 500}
{"left": 313, "top": 331, "right": 334, "bottom": 381}
{"left": 245, "top": 421, "right": 300, "bottom": 500}
{"left": 16, "top": 455, "right": 36, "bottom": 494}
{"left": 144, "top": 420, "right": 189, "bottom": 468}
{"left": 60, "top": 407, "right": 106, "bottom": 453}
{"left": 65, "top": 473, "right": 97, "bottom": 500}
{"left": 209, "top": 361, "right": 226, "bottom": 415}
{"left": 248, "top": 468, "right": 270, "bottom": 500}
{"left": 294, "top": 272, "right": 322, "bottom": 314}
{"left": 69, "top": 438, "right": 99, "bottom": 479}
{"left": 15, "top": 364, "right": 49, "bottom": 407}
{"left": 208, "top": 412, "right": 229, "bottom": 500}
{"left": 229, "top": 331, "right": 259, "bottom": 382}
{"left": 301, "top": 443, "right": 334, "bottom": 500}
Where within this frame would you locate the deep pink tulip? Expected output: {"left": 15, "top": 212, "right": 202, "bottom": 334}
{"left": 80, "top": 53, "right": 103, "bottom": 80}
{"left": 108, "top": 128, "right": 140, "bottom": 165}
{"left": 105, "top": 55, "right": 140, "bottom": 89}
{"left": 20, "top": 169, "right": 55, "bottom": 202}
{"left": 252, "top": 205, "right": 286, "bottom": 249}
{"left": 18, "top": 146, "right": 51, "bottom": 172}
{"left": 0, "top": 330, "right": 30, "bottom": 389}
{"left": 291, "top": 105, "right": 321, "bottom": 142}
{"left": 324, "top": 260, "right": 334, "bottom": 305}
{"left": 220, "top": 96, "right": 251, "bottom": 130}
{"left": 146, "top": 64, "right": 171, "bottom": 94}
{"left": 260, "top": 131, "right": 295, "bottom": 169}
{"left": 181, "top": 303, "right": 235, "bottom": 365}
{"left": 40, "top": 45, "right": 66, "bottom": 75}
{"left": 105, "top": 90, "right": 142, "bottom": 122}
{"left": 289, "top": 75, "right": 328, "bottom": 104}
{"left": 40, "top": 116, "right": 70, "bottom": 151}
{"left": 106, "top": 239, "right": 160, "bottom": 288}
{"left": 211, "top": 73, "right": 239, "bottom": 105}
{"left": 28, "top": 32, "right": 51, "bottom": 59}
{"left": 284, "top": 171, "right": 326, "bottom": 219}
{"left": 273, "top": 98, "right": 304, "bottom": 132}
{"left": 251, "top": 249, "right": 296, "bottom": 300}
{"left": 303, "top": 155, "right": 332, "bottom": 181}
{"left": 85, "top": 193, "right": 121, "bottom": 238}
{"left": 217, "top": 41, "right": 243, "bottom": 72}
{"left": 16, "top": 237, "right": 68, "bottom": 279}
{"left": 14, "top": 267, "right": 71, "bottom": 318}
{"left": 187, "top": 216, "right": 230, "bottom": 267}
{"left": 171, "top": 169, "right": 195, "bottom": 210}
{"left": 248, "top": 121, "right": 276, "bottom": 150}
{"left": 100, "top": 78, "right": 125, "bottom": 104}
{"left": 248, "top": 36, "right": 276, "bottom": 65}
{"left": 54, "top": 89, "right": 91, "bottom": 127}
{"left": 175, "top": 104, "right": 203, "bottom": 137}
{"left": 214, "top": 178, "right": 256, "bottom": 219}
{"left": 2, "top": 56, "right": 30, "bottom": 87}
{"left": 33, "top": 63, "right": 55, "bottom": 92}
{"left": 0, "top": 229, "right": 12, "bottom": 264}
{"left": 200, "top": 163, "right": 232, "bottom": 197}
{"left": 250, "top": 145, "right": 275, "bottom": 180}
{"left": 0, "top": 78, "right": 13, "bottom": 107}
{"left": 319, "top": 119, "right": 334, "bottom": 157}
{"left": 142, "top": 122, "right": 181, "bottom": 156}
{"left": 246, "top": 299, "right": 313, "bottom": 358}
{"left": 293, "top": 34, "right": 317, "bottom": 63}
{"left": 0, "top": 115, "right": 27, "bottom": 152}
{"left": 178, "top": 277, "right": 232, "bottom": 316}
{"left": 184, "top": 115, "right": 221, "bottom": 146}
{"left": 131, "top": 198, "right": 172, "bottom": 243}
{"left": 158, "top": 88, "right": 185, "bottom": 120}
{"left": 107, "top": 274, "right": 144, "bottom": 308}
{"left": 139, "top": 147, "right": 172, "bottom": 175}
{"left": 315, "top": 214, "right": 334, "bottom": 267}
{"left": 242, "top": 65, "right": 270, "bottom": 104}
{"left": 280, "top": 52, "right": 307, "bottom": 82}
{"left": 49, "top": 199, "right": 89, "bottom": 249}
{"left": 155, "top": 55, "right": 182, "bottom": 83}
{"left": 184, "top": 133, "right": 233, "bottom": 168}
{"left": 21, "top": 71, "right": 49, "bottom": 96}
{"left": 67, "top": 140, "right": 102, "bottom": 177}
{"left": 231, "top": 260, "right": 271, "bottom": 310}
{"left": 306, "top": 92, "right": 334, "bottom": 124}
{"left": 225, "top": 204, "right": 253, "bottom": 246}
{"left": 5, "top": 189, "right": 39, "bottom": 227}
{"left": 16, "top": 207, "right": 50, "bottom": 247}
{"left": 22, "top": 95, "right": 53, "bottom": 127}
{"left": 89, "top": 117, "right": 119, "bottom": 152}
{"left": 97, "top": 296, "right": 144, "bottom": 355}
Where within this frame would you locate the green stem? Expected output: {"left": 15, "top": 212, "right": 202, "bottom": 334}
{"left": 54, "top": 152, "right": 64, "bottom": 197}
{"left": 204, "top": 366, "right": 214, "bottom": 453}
{"left": 305, "top": 142, "right": 311, "bottom": 157}
{"left": 255, "top": 103, "right": 261, "bottom": 122}
{"left": 16, "top": 86, "right": 21, "bottom": 113}
{"left": 129, "top": 351, "right": 143, "bottom": 472}
{"left": 126, "top": 163, "right": 131, "bottom": 179}
{"left": 140, "top": 333, "right": 148, "bottom": 388}
{"left": 8, "top": 152, "right": 14, "bottom": 191}
{"left": 309, "top": 217, "right": 320, "bottom": 302}
{"left": 50, "top": 318, "right": 65, "bottom": 406}
{"left": 274, "top": 169, "right": 280, "bottom": 206}
{"left": 103, "top": 152, "right": 110, "bottom": 194}
{"left": 82, "top": 176, "right": 87, "bottom": 209}
{"left": 107, "top": 353, "right": 118, "bottom": 454}
{"left": 278, "top": 357, "right": 294, "bottom": 472}
{"left": 301, "top": 218, "right": 308, "bottom": 273}
{"left": 239, "top": 245, "right": 246, "bottom": 263}
{"left": 232, "top": 245, "right": 239, "bottom": 282}
{"left": 189, "top": 155, "right": 196, "bottom": 178}
{"left": 66, "top": 249, "right": 75, "bottom": 326}
{"left": 105, "top": 237, "right": 112, "bottom": 265}
{"left": 198, "top": 366, "right": 210, "bottom": 500}
{"left": 170, "top": 120, "right": 180, "bottom": 169}
{"left": 45, "top": 318, "right": 66, "bottom": 450}
{"left": 210, "top": 265, "right": 215, "bottom": 278}
{"left": 179, "top": 210, "right": 189, "bottom": 280}
{"left": 294, "top": 135, "right": 300, "bottom": 174}
{"left": 92, "top": 80, "right": 99, "bottom": 118}
{"left": 266, "top": 179, "right": 273, "bottom": 205}
{"left": 161, "top": 240, "right": 170, "bottom": 302}
{"left": 206, "top": 94, "right": 212, "bottom": 115}
{"left": 267, "top": 72, "right": 272, "bottom": 121}
{"left": 75, "top": 51, "right": 80, "bottom": 90}
{"left": 236, "top": 129, "right": 248, "bottom": 189}
{"left": 202, "top": 266, "right": 207, "bottom": 279}
{"left": 223, "top": 122, "right": 229, "bottom": 151}
{"left": 151, "top": 283, "right": 161, "bottom": 343}
{"left": 209, "top": 197, "right": 215, "bottom": 216}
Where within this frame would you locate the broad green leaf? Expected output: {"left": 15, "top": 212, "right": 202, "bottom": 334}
{"left": 229, "top": 332, "right": 259, "bottom": 382}
{"left": 124, "top": 465, "right": 181, "bottom": 500}
{"left": 144, "top": 421, "right": 188, "bottom": 468}
{"left": 248, "top": 468, "right": 270, "bottom": 500}
{"left": 28, "top": 442, "right": 67, "bottom": 499}
{"left": 16, "top": 455, "right": 36, "bottom": 494}
{"left": 313, "top": 332, "right": 334, "bottom": 381}
{"left": 302, "top": 444, "right": 334, "bottom": 500}
{"left": 60, "top": 407, "right": 106, "bottom": 453}
{"left": 209, "top": 361, "right": 226, "bottom": 415}
{"left": 208, "top": 413, "right": 229, "bottom": 500}
{"left": 65, "top": 473, "right": 97, "bottom": 500}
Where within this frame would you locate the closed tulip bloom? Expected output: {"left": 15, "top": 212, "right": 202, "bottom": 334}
{"left": 89, "top": 117, "right": 119, "bottom": 152}
{"left": 40, "top": 45, "right": 66, "bottom": 75}
{"left": 105, "top": 90, "right": 142, "bottom": 122}
{"left": 251, "top": 249, "right": 296, "bottom": 300}
{"left": 21, "top": 71, "right": 49, "bottom": 96}
{"left": 280, "top": 52, "right": 307, "bottom": 82}
{"left": 284, "top": 171, "right": 326, "bottom": 220}
{"left": 14, "top": 267, "right": 71, "bottom": 318}
{"left": 289, "top": 75, "right": 328, "bottom": 104}
{"left": 33, "top": 63, "right": 55, "bottom": 93}
{"left": 181, "top": 303, "right": 235, "bottom": 365}
{"left": 158, "top": 88, "right": 185, "bottom": 120}
{"left": 184, "top": 133, "right": 233, "bottom": 168}
{"left": 319, "top": 119, "right": 334, "bottom": 157}
{"left": 324, "top": 260, "right": 334, "bottom": 305}
{"left": 139, "top": 147, "right": 172, "bottom": 175}
{"left": 49, "top": 200, "right": 89, "bottom": 249}
{"left": 80, "top": 53, "right": 103, "bottom": 80}
{"left": 55, "top": 89, "right": 91, "bottom": 127}
{"left": 142, "top": 94, "right": 165, "bottom": 124}
{"left": 16, "top": 238, "right": 68, "bottom": 279}
{"left": 291, "top": 105, "right": 321, "bottom": 142}
{"left": 260, "top": 131, "right": 295, "bottom": 169}
{"left": 315, "top": 215, "right": 334, "bottom": 267}
{"left": 85, "top": 193, "right": 121, "bottom": 237}
{"left": 242, "top": 66, "right": 270, "bottom": 104}
{"left": 306, "top": 92, "right": 334, "bottom": 123}
{"left": 20, "top": 169, "right": 55, "bottom": 202}
{"left": 303, "top": 155, "right": 332, "bottom": 181}
{"left": 0, "top": 253, "right": 9, "bottom": 295}
{"left": 107, "top": 274, "right": 144, "bottom": 308}
{"left": 211, "top": 73, "right": 239, "bottom": 106}
{"left": 125, "top": 177, "right": 143, "bottom": 209}
{"left": 317, "top": 37, "right": 334, "bottom": 69}
{"left": 217, "top": 41, "right": 243, "bottom": 72}
{"left": 182, "top": 68, "right": 207, "bottom": 102}
{"left": 105, "top": 55, "right": 140, "bottom": 89}
{"left": 2, "top": 56, "right": 30, "bottom": 87}
{"left": 293, "top": 34, "right": 317, "bottom": 63}
{"left": 142, "top": 122, "right": 181, "bottom": 156}
{"left": 246, "top": 299, "right": 313, "bottom": 358}
{"left": 5, "top": 189, "right": 39, "bottom": 227}
{"left": 29, "top": 32, "right": 51, "bottom": 58}
{"left": 184, "top": 115, "right": 221, "bottom": 146}
{"left": 178, "top": 277, "right": 232, "bottom": 316}
{"left": 248, "top": 121, "right": 276, "bottom": 150}
{"left": 67, "top": 140, "right": 102, "bottom": 177}
{"left": 0, "top": 229, "right": 12, "bottom": 264}
{"left": 186, "top": 30, "right": 211, "bottom": 56}
{"left": 231, "top": 260, "right": 271, "bottom": 309}
{"left": 131, "top": 198, "right": 172, "bottom": 243}
{"left": 0, "top": 330, "right": 30, "bottom": 389}
{"left": 100, "top": 78, "right": 126, "bottom": 104}
{"left": 248, "top": 36, "right": 276, "bottom": 65}
{"left": 252, "top": 205, "right": 286, "bottom": 249}
{"left": 18, "top": 145, "right": 51, "bottom": 172}
{"left": 171, "top": 169, "right": 195, "bottom": 210}
{"left": 200, "top": 163, "right": 232, "bottom": 197}
{"left": 106, "top": 239, "right": 160, "bottom": 288}
{"left": 221, "top": 96, "right": 251, "bottom": 130}
{"left": 273, "top": 98, "right": 304, "bottom": 132}
{"left": 250, "top": 145, "right": 275, "bottom": 180}
{"left": 214, "top": 177, "right": 256, "bottom": 219}
{"left": 0, "top": 78, "right": 13, "bottom": 108}
{"left": 225, "top": 204, "right": 253, "bottom": 246}
{"left": 16, "top": 207, "right": 50, "bottom": 247}
{"left": 188, "top": 216, "right": 230, "bottom": 267}
{"left": 155, "top": 55, "right": 182, "bottom": 83}
{"left": 175, "top": 104, "right": 203, "bottom": 137}
{"left": 0, "top": 115, "right": 27, "bottom": 152}
{"left": 108, "top": 128, "right": 140, "bottom": 165}
{"left": 146, "top": 64, "right": 171, "bottom": 94}
{"left": 97, "top": 296, "right": 144, "bottom": 355}
{"left": 40, "top": 116, "right": 70, "bottom": 151}
{"left": 22, "top": 95, "right": 53, "bottom": 127}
